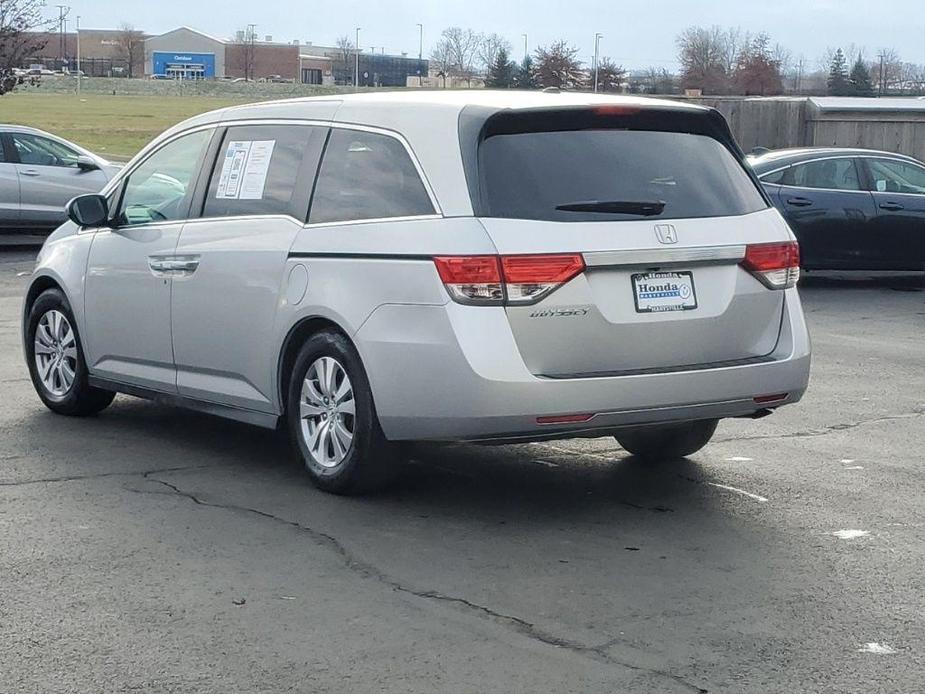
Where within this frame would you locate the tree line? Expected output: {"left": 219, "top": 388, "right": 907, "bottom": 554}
{"left": 675, "top": 25, "right": 925, "bottom": 97}
{"left": 429, "top": 28, "right": 626, "bottom": 91}
{"left": 418, "top": 23, "right": 925, "bottom": 97}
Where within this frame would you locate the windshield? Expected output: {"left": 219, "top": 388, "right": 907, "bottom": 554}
{"left": 478, "top": 128, "right": 768, "bottom": 222}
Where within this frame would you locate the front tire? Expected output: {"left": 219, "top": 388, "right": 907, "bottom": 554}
{"left": 615, "top": 419, "right": 719, "bottom": 460}
{"left": 25, "top": 288, "right": 115, "bottom": 416}
{"left": 286, "top": 330, "right": 396, "bottom": 494}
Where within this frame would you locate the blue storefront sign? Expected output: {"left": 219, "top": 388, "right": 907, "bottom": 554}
{"left": 152, "top": 51, "right": 216, "bottom": 78}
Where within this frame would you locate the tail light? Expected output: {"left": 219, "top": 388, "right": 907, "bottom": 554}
{"left": 742, "top": 241, "right": 800, "bottom": 289}
{"left": 434, "top": 254, "right": 585, "bottom": 306}
{"left": 433, "top": 255, "right": 503, "bottom": 305}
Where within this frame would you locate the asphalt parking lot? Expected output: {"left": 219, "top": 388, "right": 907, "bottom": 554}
{"left": 1, "top": 247, "right": 923, "bottom": 693}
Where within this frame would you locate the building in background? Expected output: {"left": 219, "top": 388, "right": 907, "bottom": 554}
{"left": 145, "top": 27, "right": 225, "bottom": 79}
{"left": 143, "top": 26, "right": 333, "bottom": 83}
{"left": 24, "top": 29, "right": 147, "bottom": 77}
{"left": 355, "top": 53, "right": 427, "bottom": 87}
{"left": 293, "top": 43, "right": 428, "bottom": 87}
{"left": 22, "top": 26, "right": 429, "bottom": 85}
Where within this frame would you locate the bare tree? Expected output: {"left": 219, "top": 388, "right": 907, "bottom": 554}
{"left": 0, "top": 0, "right": 51, "bottom": 94}
{"left": 872, "top": 48, "right": 903, "bottom": 94}
{"left": 115, "top": 22, "right": 143, "bottom": 78}
{"left": 231, "top": 26, "right": 258, "bottom": 81}
{"left": 533, "top": 41, "right": 584, "bottom": 89}
{"left": 478, "top": 33, "right": 510, "bottom": 74}
{"left": 676, "top": 25, "right": 733, "bottom": 94}
{"left": 432, "top": 27, "right": 482, "bottom": 85}
{"left": 719, "top": 27, "right": 748, "bottom": 78}
{"left": 640, "top": 67, "right": 678, "bottom": 94}
{"left": 334, "top": 35, "right": 355, "bottom": 85}
{"left": 429, "top": 38, "right": 453, "bottom": 87}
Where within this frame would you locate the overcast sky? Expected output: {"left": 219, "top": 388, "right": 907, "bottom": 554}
{"left": 57, "top": 0, "right": 924, "bottom": 70}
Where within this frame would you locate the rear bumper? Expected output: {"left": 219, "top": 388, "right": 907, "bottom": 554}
{"left": 355, "top": 288, "right": 811, "bottom": 441}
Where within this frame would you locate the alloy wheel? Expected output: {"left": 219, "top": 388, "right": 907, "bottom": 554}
{"left": 34, "top": 309, "right": 78, "bottom": 398}
{"left": 299, "top": 356, "right": 356, "bottom": 468}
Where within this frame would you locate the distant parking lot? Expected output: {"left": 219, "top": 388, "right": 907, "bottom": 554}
{"left": 1, "top": 247, "right": 922, "bottom": 692}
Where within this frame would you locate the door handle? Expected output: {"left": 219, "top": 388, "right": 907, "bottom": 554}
{"left": 878, "top": 201, "right": 904, "bottom": 211}
{"left": 20, "top": 169, "right": 40, "bottom": 177}
{"left": 148, "top": 255, "right": 200, "bottom": 276}
{"left": 786, "top": 197, "right": 813, "bottom": 207}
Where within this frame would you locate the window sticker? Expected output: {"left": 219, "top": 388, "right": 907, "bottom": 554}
{"left": 215, "top": 140, "right": 276, "bottom": 200}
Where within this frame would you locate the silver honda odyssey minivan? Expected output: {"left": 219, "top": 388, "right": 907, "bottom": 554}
{"left": 23, "top": 92, "right": 811, "bottom": 494}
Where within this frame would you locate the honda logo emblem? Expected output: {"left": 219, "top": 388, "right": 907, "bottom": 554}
{"left": 654, "top": 224, "right": 678, "bottom": 244}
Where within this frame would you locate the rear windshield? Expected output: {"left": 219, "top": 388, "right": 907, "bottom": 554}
{"left": 479, "top": 129, "right": 768, "bottom": 222}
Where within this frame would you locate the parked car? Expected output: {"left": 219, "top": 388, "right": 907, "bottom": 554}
{"left": 1, "top": 126, "right": 119, "bottom": 231}
{"left": 23, "top": 92, "right": 811, "bottom": 494}
{"left": 750, "top": 148, "right": 925, "bottom": 270}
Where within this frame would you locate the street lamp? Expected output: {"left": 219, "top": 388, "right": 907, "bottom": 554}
{"left": 593, "top": 33, "right": 603, "bottom": 93}
{"left": 416, "top": 23, "right": 423, "bottom": 61}
{"left": 355, "top": 27, "right": 361, "bottom": 89}
{"left": 76, "top": 15, "right": 81, "bottom": 92}
{"left": 521, "top": 34, "right": 528, "bottom": 62}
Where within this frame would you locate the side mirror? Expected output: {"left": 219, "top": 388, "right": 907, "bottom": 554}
{"left": 66, "top": 194, "right": 109, "bottom": 228}
{"left": 76, "top": 155, "right": 100, "bottom": 171}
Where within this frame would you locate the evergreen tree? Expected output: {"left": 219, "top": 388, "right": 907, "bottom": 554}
{"left": 514, "top": 56, "right": 537, "bottom": 89}
{"left": 827, "top": 49, "right": 850, "bottom": 96}
{"left": 848, "top": 56, "right": 874, "bottom": 96}
{"left": 486, "top": 47, "right": 516, "bottom": 88}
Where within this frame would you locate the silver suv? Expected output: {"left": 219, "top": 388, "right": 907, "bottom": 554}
{"left": 23, "top": 92, "right": 811, "bottom": 494}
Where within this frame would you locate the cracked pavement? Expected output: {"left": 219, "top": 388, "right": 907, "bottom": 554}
{"left": 1, "top": 249, "right": 923, "bottom": 693}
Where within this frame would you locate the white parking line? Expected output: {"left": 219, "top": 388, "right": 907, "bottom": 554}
{"left": 858, "top": 642, "right": 897, "bottom": 655}
{"left": 706, "top": 482, "right": 768, "bottom": 503}
{"left": 724, "top": 456, "right": 754, "bottom": 462}
{"left": 832, "top": 529, "right": 870, "bottom": 539}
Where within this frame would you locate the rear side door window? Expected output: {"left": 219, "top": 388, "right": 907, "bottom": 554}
{"left": 781, "top": 158, "right": 862, "bottom": 191}
{"left": 309, "top": 128, "right": 435, "bottom": 224}
{"left": 864, "top": 158, "right": 925, "bottom": 194}
{"left": 202, "top": 124, "right": 326, "bottom": 220}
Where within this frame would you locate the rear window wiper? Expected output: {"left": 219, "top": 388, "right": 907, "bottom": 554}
{"left": 554, "top": 200, "right": 666, "bottom": 216}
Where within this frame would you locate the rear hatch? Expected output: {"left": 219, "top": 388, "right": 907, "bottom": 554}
{"left": 467, "top": 106, "right": 796, "bottom": 378}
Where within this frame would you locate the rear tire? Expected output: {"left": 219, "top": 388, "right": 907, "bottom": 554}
{"left": 25, "top": 288, "right": 115, "bottom": 416}
{"left": 286, "top": 330, "right": 396, "bottom": 495}
{"left": 615, "top": 419, "right": 719, "bottom": 460}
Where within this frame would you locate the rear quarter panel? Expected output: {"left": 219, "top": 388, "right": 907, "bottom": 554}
{"left": 272, "top": 217, "right": 496, "bottom": 410}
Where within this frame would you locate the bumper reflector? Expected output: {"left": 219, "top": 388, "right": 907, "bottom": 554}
{"left": 754, "top": 393, "right": 789, "bottom": 404}
{"left": 536, "top": 413, "right": 595, "bottom": 425}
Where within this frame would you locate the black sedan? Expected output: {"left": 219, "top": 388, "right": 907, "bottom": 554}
{"left": 749, "top": 148, "right": 925, "bottom": 271}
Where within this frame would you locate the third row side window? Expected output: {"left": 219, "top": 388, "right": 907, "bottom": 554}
{"left": 309, "top": 129, "right": 435, "bottom": 224}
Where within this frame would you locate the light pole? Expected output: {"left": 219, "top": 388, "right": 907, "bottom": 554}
{"left": 56, "top": 5, "right": 68, "bottom": 70}
{"left": 878, "top": 52, "right": 885, "bottom": 97}
{"left": 416, "top": 23, "right": 423, "bottom": 61}
{"left": 246, "top": 24, "right": 257, "bottom": 81}
{"left": 521, "top": 34, "right": 528, "bottom": 62}
{"left": 593, "top": 33, "right": 603, "bottom": 93}
{"left": 76, "top": 15, "right": 81, "bottom": 92}
{"left": 354, "top": 27, "right": 361, "bottom": 90}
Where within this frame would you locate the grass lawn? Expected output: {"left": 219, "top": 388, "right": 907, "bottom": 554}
{"left": 0, "top": 93, "right": 257, "bottom": 159}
